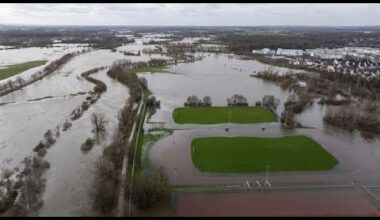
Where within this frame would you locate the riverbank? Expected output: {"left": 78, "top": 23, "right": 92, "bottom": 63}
{"left": 0, "top": 60, "right": 47, "bottom": 80}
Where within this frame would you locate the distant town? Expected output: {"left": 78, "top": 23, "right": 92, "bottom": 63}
{"left": 252, "top": 47, "right": 380, "bottom": 80}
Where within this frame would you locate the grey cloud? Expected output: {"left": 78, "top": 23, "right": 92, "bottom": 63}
{"left": 1, "top": 3, "right": 380, "bottom": 26}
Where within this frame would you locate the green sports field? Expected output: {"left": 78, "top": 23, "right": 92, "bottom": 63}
{"left": 172, "top": 106, "right": 277, "bottom": 124}
{"left": 191, "top": 135, "right": 338, "bottom": 173}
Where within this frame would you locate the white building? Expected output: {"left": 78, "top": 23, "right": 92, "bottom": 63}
{"left": 276, "top": 48, "right": 304, "bottom": 57}
{"left": 252, "top": 48, "right": 276, "bottom": 55}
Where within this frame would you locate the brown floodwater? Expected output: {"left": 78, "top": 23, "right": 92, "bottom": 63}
{"left": 145, "top": 53, "right": 380, "bottom": 186}
{"left": 177, "top": 189, "right": 379, "bottom": 216}
{"left": 141, "top": 50, "right": 380, "bottom": 216}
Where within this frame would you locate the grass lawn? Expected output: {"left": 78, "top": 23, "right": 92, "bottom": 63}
{"left": 0, "top": 60, "right": 47, "bottom": 80}
{"left": 172, "top": 106, "right": 277, "bottom": 124}
{"left": 191, "top": 135, "right": 338, "bottom": 173}
{"left": 129, "top": 65, "right": 170, "bottom": 74}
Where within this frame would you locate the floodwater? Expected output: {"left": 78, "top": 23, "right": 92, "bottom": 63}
{"left": 177, "top": 189, "right": 379, "bottom": 216}
{"left": 38, "top": 68, "right": 129, "bottom": 216}
{"left": 144, "top": 52, "right": 380, "bottom": 187}
{"left": 140, "top": 51, "right": 380, "bottom": 216}
{"left": 0, "top": 42, "right": 171, "bottom": 170}
{"left": 0, "top": 44, "right": 89, "bottom": 83}
{"left": 0, "top": 37, "right": 171, "bottom": 216}
{"left": 141, "top": 53, "right": 293, "bottom": 128}
{"left": 2, "top": 33, "right": 380, "bottom": 216}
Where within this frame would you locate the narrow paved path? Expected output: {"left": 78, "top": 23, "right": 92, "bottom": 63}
{"left": 116, "top": 89, "right": 144, "bottom": 216}
{"left": 127, "top": 102, "right": 146, "bottom": 216}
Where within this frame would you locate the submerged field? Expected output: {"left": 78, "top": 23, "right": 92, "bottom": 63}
{"left": 172, "top": 107, "right": 277, "bottom": 124}
{"left": 0, "top": 60, "right": 47, "bottom": 80}
{"left": 191, "top": 135, "right": 338, "bottom": 173}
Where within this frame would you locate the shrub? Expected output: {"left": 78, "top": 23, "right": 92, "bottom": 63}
{"left": 37, "top": 148, "right": 47, "bottom": 157}
{"left": 126, "top": 169, "right": 168, "bottom": 209}
{"left": 62, "top": 121, "right": 72, "bottom": 131}
{"left": 360, "top": 131, "right": 375, "bottom": 139}
{"left": 33, "top": 141, "right": 45, "bottom": 152}
{"left": 55, "top": 125, "right": 60, "bottom": 137}
{"left": 43, "top": 130, "right": 56, "bottom": 146}
{"left": 81, "top": 138, "right": 95, "bottom": 152}
{"left": 227, "top": 94, "right": 248, "bottom": 106}
{"left": 324, "top": 103, "right": 380, "bottom": 135}
{"left": 81, "top": 101, "right": 90, "bottom": 111}
{"left": 184, "top": 95, "right": 201, "bottom": 107}
{"left": 70, "top": 108, "right": 83, "bottom": 120}
{"left": 32, "top": 156, "right": 50, "bottom": 171}
{"left": 91, "top": 158, "right": 118, "bottom": 213}
{"left": 255, "top": 101, "right": 262, "bottom": 106}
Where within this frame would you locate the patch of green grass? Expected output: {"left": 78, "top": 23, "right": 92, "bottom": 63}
{"left": 0, "top": 60, "right": 48, "bottom": 80}
{"left": 129, "top": 65, "right": 170, "bottom": 74}
{"left": 135, "top": 107, "right": 148, "bottom": 173}
{"left": 191, "top": 135, "right": 338, "bottom": 173}
{"left": 173, "top": 106, "right": 277, "bottom": 124}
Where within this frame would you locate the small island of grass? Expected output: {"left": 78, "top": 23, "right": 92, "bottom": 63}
{"left": 191, "top": 135, "right": 338, "bottom": 173}
{"left": 172, "top": 106, "right": 277, "bottom": 124}
{"left": 0, "top": 60, "right": 48, "bottom": 80}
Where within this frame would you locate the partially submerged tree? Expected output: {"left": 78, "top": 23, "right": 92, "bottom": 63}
{"left": 262, "top": 95, "right": 279, "bottom": 111}
{"left": 91, "top": 113, "right": 108, "bottom": 133}
{"left": 184, "top": 95, "right": 201, "bottom": 107}
{"left": 81, "top": 138, "right": 95, "bottom": 153}
{"left": 15, "top": 76, "right": 25, "bottom": 88}
{"left": 202, "top": 96, "right": 212, "bottom": 107}
{"left": 227, "top": 94, "right": 248, "bottom": 106}
{"left": 43, "top": 130, "right": 56, "bottom": 147}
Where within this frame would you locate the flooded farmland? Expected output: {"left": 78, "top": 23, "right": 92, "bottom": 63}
{"left": 2, "top": 31, "right": 380, "bottom": 217}
{"left": 0, "top": 37, "right": 172, "bottom": 216}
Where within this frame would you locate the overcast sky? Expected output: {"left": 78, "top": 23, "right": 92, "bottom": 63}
{"left": 0, "top": 3, "right": 379, "bottom": 26}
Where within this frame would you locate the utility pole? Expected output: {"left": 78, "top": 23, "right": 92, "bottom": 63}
{"left": 265, "top": 165, "right": 269, "bottom": 183}
{"left": 265, "top": 165, "right": 271, "bottom": 188}
{"left": 229, "top": 110, "right": 232, "bottom": 124}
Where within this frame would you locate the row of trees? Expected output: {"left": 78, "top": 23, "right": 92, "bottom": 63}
{"left": 91, "top": 59, "right": 149, "bottom": 213}
{"left": 183, "top": 94, "right": 279, "bottom": 110}
{"left": 184, "top": 95, "right": 212, "bottom": 107}
{"left": 1, "top": 52, "right": 80, "bottom": 97}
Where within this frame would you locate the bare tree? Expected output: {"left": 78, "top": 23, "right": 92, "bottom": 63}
{"left": 91, "top": 113, "right": 108, "bottom": 133}
{"left": 7, "top": 80, "right": 13, "bottom": 91}
{"left": 202, "top": 96, "right": 212, "bottom": 107}
{"left": 228, "top": 94, "right": 248, "bottom": 106}
{"left": 184, "top": 95, "right": 201, "bottom": 107}
{"left": 126, "top": 169, "right": 168, "bottom": 209}
{"left": 16, "top": 76, "right": 25, "bottom": 88}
